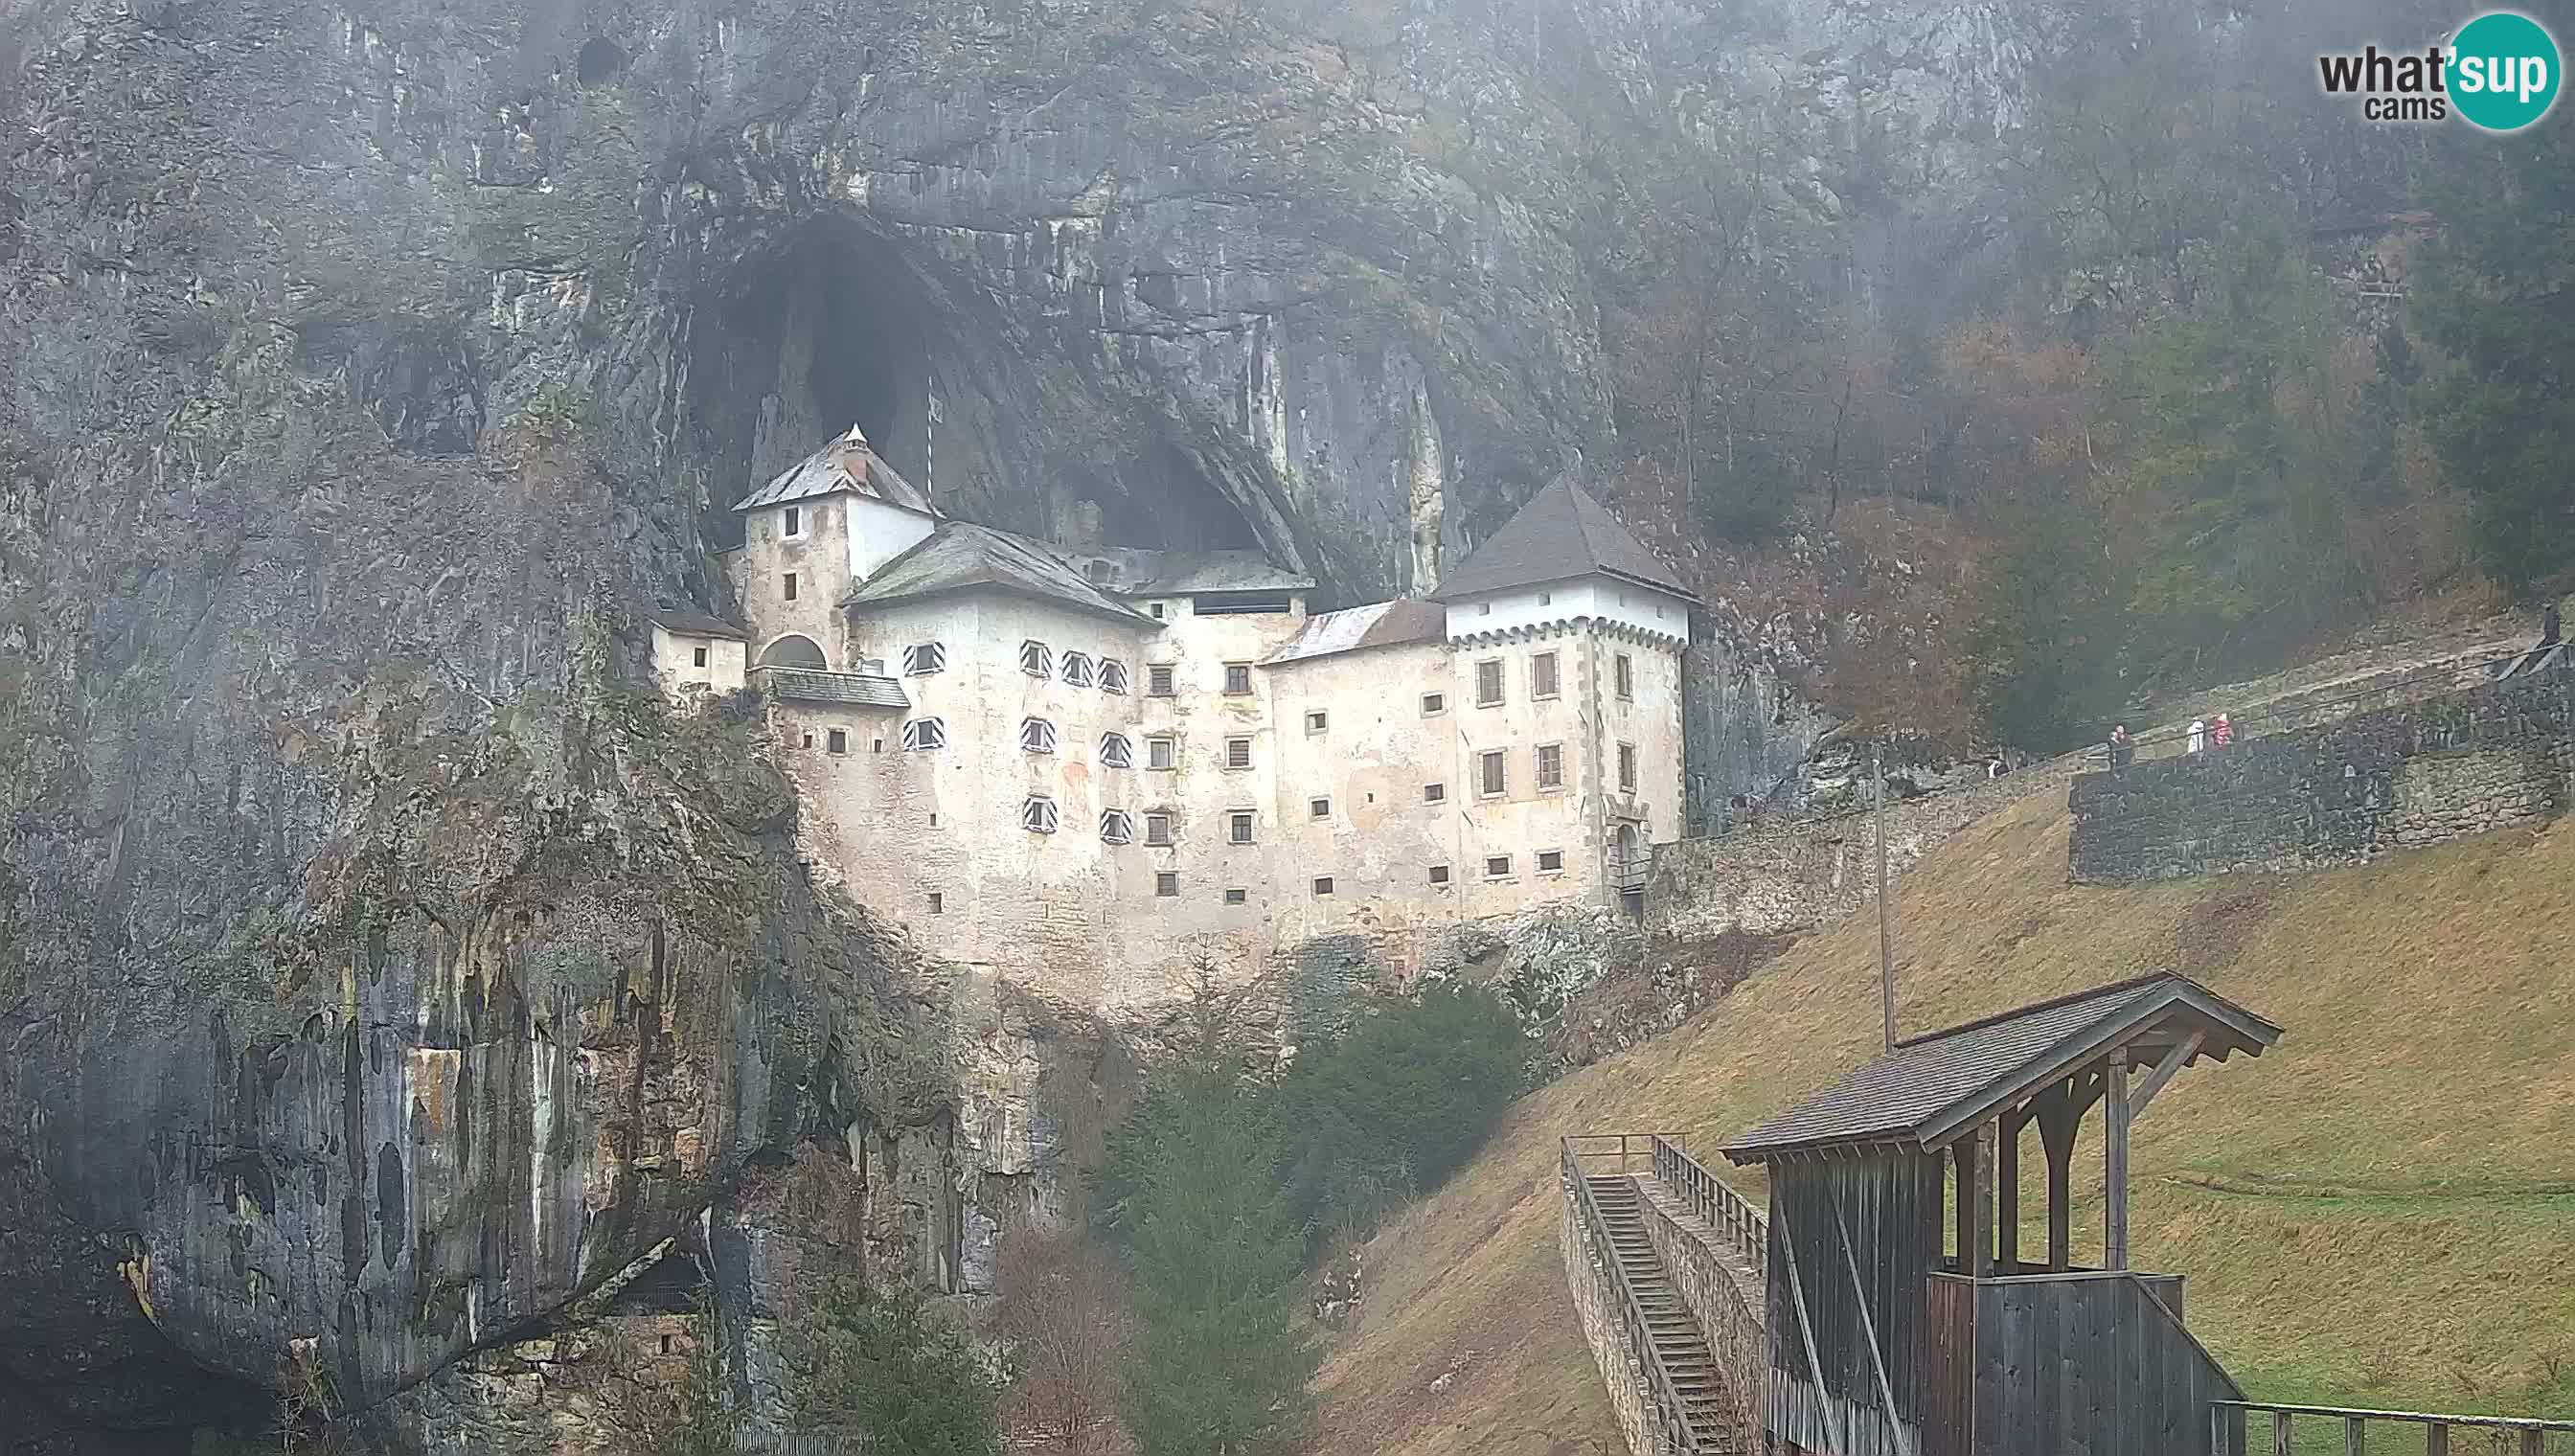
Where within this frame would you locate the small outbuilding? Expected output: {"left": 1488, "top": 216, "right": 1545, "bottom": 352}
{"left": 1721, "top": 972, "right": 2281, "bottom": 1456}
{"left": 646, "top": 607, "right": 750, "bottom": 697}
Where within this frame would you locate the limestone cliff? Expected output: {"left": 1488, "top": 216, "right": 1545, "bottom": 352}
{"left": 0, "top": 0, "right": 2038, "bottom": 1447}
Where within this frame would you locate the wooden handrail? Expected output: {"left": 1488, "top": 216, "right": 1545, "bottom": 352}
{"left": 2214, "top": 1400, "right": 2574, "bottom": 1456}
{"left": 1561, "top": 1138, "right": 1703, "bottom": 1455}
{"left": 1649, "top": 1134, "right": 1768, "bottom": 1282}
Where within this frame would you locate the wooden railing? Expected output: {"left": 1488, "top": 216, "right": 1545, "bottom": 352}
{"left": 1648, "top": 1134, "right": 1766, "bottom": 1282}
{"left": 1561, "top": 1135, "right": 1702, "bottom": 1455}
{"left": 2215, "top": 1402, "right": 2575, "bottom": 1455}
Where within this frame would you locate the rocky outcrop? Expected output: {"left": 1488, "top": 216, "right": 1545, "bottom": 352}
{"left": 0, "top": 0, "right": 2044, "bottom": 1446}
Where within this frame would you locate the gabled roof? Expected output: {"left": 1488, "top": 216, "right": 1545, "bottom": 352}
{"left": 734, "top": 424, "right": 935, "bottom": 515}
{"left": 645, "top": 607, "right": 749, "bottom": 641}
{"left": 1263, "top": 599, "right": 1447, "bottom": 666}
{"left": 847, "top": 522, "right": 1151, "bottom": 626}
{"left": 1430, "top": 480, "right": 1699, "bottom": 605}
{"left": 1720, "top": 974, "right": 2281, "bottom": 1165}
{"left": 755, "top": 666, "right": 909, "bottom": 710}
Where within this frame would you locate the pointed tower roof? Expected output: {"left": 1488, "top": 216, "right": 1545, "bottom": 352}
{"left": 1428, "top": 480, "right": 1698, "bottom": 604}
{"left": 734, "top": 423, "right": 935, "bottom": 515}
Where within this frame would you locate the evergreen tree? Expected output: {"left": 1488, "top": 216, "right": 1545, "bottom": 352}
{"left": 792, "top": 1277, "right": 1001, "bottom": 1456}
{"left": 2415, "top": 108, "right": 2575, "bottom": 591}
{"left": 1100, "top": 980, "right": 1318, "bottom": 1456}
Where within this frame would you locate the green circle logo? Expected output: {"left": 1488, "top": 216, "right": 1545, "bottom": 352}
{"left": 2450, "top": 11, "right": 2562, "bottom": 132}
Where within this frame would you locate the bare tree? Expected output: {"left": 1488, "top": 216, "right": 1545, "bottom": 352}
{"left": 995, "top": 1231, "right": 1135, "bottom": 1454}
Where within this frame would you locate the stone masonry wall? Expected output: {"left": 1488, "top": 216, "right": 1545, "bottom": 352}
{"left": 2070, "top": 663, "right": 2573, "bottom": 883}
{"left": 1560, "top": 1178, "right": 1671, "bottom": 1456}
{"left": 1646, "top": 750, "right": 2091, "bottom": 941}
{"left": 1638, "top": 1180, "right": 1767, "bottom": 1453}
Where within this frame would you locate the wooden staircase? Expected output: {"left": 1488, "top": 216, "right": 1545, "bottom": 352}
{"left": 1585, "top": 1173, "right": 1736, "bottom": 1447}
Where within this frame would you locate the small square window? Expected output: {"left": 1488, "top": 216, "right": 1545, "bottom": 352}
{"left": 1223, "top": 663, "right": 1253, "bottom": 695}
{"left": 1538, "top": 850, "right": 1565, "bottom": 874}
{"left": 1424, "top": 782, "right": 1447, "bottom": 803}
{"left": 1100, "top": 733, "right": 1134, "bottom": 769}
{"left": 692, "top": 645, "right": 709, "bottom": 668}
{"left": 1536, "top": 742, "right": 1564, "bottom": 791}
{"left": 1306, "top": 710, "right": 1328, "bottom": 734}
{"left": 1479, "top": 750, "right": 1507, "bottom": 798}
{"left": 1145, "top": 812, "right": 1174, "bottom": 846}
{"left": 1533, "top": 651, "right": 1560, "bottom": 699}
{"left": 1147, "top": 736, "right": 1177, "bottom": 770}
{"left": 1475, "top": 659, "right": 1504, "bottom": 706}
{"left": 1614, "top": 653, "right": 1634, "bottom": 700}
{"left": 1485, "top": 854, "right": 1513, "bottom": 878}
{"left": 1023, "top": 796, "right": 1060, "bottom": 834}
{"left": 784, "top": 506, "right": 802, "bottom": 536}
{"left": 1060, "top": 651, "right": 1095, "bottom": 688}
{"left": 1224, "top": 738, "right": 1252, "bottom": 770}
{"left": 1101, "top": 809, "right": 1135, "bottom": 845}
{"left": 1477, "top": 603, "right": 1492, "bottom": 616}
{"left": 1428, "top": 864, "right": 1451, "bottom": 884}
{"left": 1228, "top": 811, "right": 1255, "bottom": 845}
{"left": 1020, "top": 717, "right": 1059, "bottom": 754}
{"left": 1099, "top": 659, "right": 1129, "bottom": 694}
{"left": 871, "top": 738, "right": 883, "bottom": 753}
{"left": 783, "top": 572, "right": 798, "bottom": 602}
{"left": 928, "top": 812, "right": 939, "bottom": 828}
{"left": 1538, "top": 590, "right": 1552, "bottom": 605}
{"left": 826, "top": 729, "right": 848, "bottom": 755}
{"left": 1422, "top": 692, "right": 1446, "bottom": 716}
{"left": 1150, "top": 602, "right": 1166, "bottom": 620}
{"left": 1148, "top": 664, "right": 1176, "bottom": 696}
{"left": 1312, "top": 876, "right": 1334, "bottom": 897}
{"left": 1155, "top": 872, "right": 1179, "bottom": 898}
{"left": 927, "top": 892, "right": 944, "bottom": 915}
{"left": 1224, "top": 887, "right": 1247, "bottom": 904}
{"left": 902, "top": 643, "right": 946, "bottom": 675}
{"left": 1020, "top": 640, "right": 1053, "bottom": 678}
{"left": 800, "top": 732, "right": 814, "bottom": 749}
{"left": 1310, "top": 797, "right": 1331, "bottom": 819}
{"left": 902, "top": 717, "right": 946, "bottom": 751}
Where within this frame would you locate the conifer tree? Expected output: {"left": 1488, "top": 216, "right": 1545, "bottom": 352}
{"left": 792, "top": 1276, "right": 1001, "bottom": 1456}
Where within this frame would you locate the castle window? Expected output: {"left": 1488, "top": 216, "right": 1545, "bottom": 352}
{"left": 1100, "top": 659, "right": 1129, "bottom": 694}
{"left": 1536, "top": 742, "right": 1564, "bottom": 791}
{"left": 1422, "top": 692, "right": 1446, "bottom": 717}
{"left": 1310, "top": 797, "right": 1331, "bottom": 819}
{"left": 1223, "top": 737, "right": 1252, "bottom": 770}
{"left": 1150, "top": 602, "right": 1166, "bottom": 619}
{"left": 1533, "top": 650, "right": 1560, "bottom": 699}
{"left": 901, "top": 717, "right": 946, "bottom": 751}
{"left": 1100, "top": 809, "right": 1135, "bottom": 845}
{"left": 1478, "top": 750, "right": 1507, "bottom": 798}
{"left": 800, "top": 732, "right": 813, "bottom": 748}
{"left": 1224, "top": 888, "right": 1247, "bottom": 904}
{"left": 1618, "top": 741, "right": 1638, "bottom": 793}
{"left": 1147, "top": 736, "right": 1177, "bottom": 770}
{"left": 872, "top": 738, "right": 883, "bottom": 753}
{"left": 1156, "top": 872, "right": 1180, "bottom": 897}
{"left": 1427, "top": 864, "right": 1451, "bottom": 885}
{"left": 1614, "top": 653, "right": 1634, "bottom": 700}
{"left": 827, "top": 729, "right": 848, "bottom": 755}
{"left": 1306, "top": 710, "right": 1328, "bottom": 734}
{"left": 902, "top": 643, "right": 946, "bottom": 675}
{"left": 1312, "top": 876, "right": 1334, "bottom": 897}
{"left": 783, "top": 572, "right": 798, "bottom": 602}
{"left": 1145, "top": 811, "right": 1174, "bottom": 846}
{"left": 1022, "top": 796, "right": 1060, "bottom": 834}
{"left": 1223, "top": 663, "right": 1253, "bottom": 695}
{"left": 928, "top": 892, "right": 944, "bottom": 915}
{"left": 1475, "top": 659, "right": 1504, "bottom": 706}
{"left": 1148, "top": 664, "right": 1176, "bottom": 696}
{"left": 1539, "top": 590, "right": 1552, "bottom": 606}
{"left": 784, "top": 506, "right": 803, "bottom": 537}
{"left": 1485, "top": 854, "right": 1514, "bottom": 878}
{"left": 1020, "top": 640, "right": 1052, "bottom": 677}
{"left": 1061, "top": 651, "right": 1095, "bottom": 687}
{"left": 1228, "top": 811, "right": 1255, "bottom": 845}
{"left": 1424, "top": 782, "right": 1446, "bottom": 803}
{"left": 661, "top": 1333, "right": 675, "bottom": 1354}
{"left": 1100, "top": 733, "right": 1134, "bottom": 769}
{"left": 1537, "top": 849, "right": 1566, "bottom": 874}
{"left": 1020, "top": 717, "right": 1059, "bottom": 754}
{"left": 693, "top": 646, "right": 709, "bottom": 668}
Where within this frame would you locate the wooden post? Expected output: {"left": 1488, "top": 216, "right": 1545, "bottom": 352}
{"left": 2425, "top": 1424, "right": 2447, "bottom": 1456}
{"left": 1974, "top": 1120, "right": 1997, "bottom": 1278}
{"left": 2271, "top": 1411, "right": 2291, "bottom": 1456}
{"left": 2035, "top": 1079, "right": 2084, "bottom": 1272}
{"left": 2105, "top": 1057, "right": 2132, "bottom": 1271}
{"left": 1955, "top": 1126, "right": 1987, "bottom": 1277}
{"left": 2344, "top": 1416, "right": 2365, "bottom": 1456}
{"left": 1996, "top": 1112, "right": 2021, "bottom": 1274}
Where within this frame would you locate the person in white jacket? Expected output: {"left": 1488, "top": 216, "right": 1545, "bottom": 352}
{"left": 2187, "top": 718, "right": 2208, "bottom": 754}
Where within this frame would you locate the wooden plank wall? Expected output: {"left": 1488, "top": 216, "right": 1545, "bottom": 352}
{"left": 1962, "top": 1273, "right": 2244, "bottom": 1456}
{"left": 1766, "top": 1154, "right": 1946, "bottom": 1456}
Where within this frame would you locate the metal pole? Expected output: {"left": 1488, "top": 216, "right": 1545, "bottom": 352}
{"left": 1876, "top": 741, "right": 1895, "bottom": 1051}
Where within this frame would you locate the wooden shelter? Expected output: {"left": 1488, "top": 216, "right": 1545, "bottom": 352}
{"left": 1720, "top": 973, "right": 2282, "bottom": 1456}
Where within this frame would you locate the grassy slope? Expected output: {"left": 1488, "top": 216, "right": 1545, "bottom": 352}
{"left": 1317, "top": 786, "right": 2575, "bottom": 1455}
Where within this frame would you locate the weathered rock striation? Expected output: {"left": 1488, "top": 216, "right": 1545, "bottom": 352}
{"left": 0, "top": 0, "right": 2039, "bottom": 1446}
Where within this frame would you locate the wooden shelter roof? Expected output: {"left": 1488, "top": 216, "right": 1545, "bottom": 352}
{"left": 1720, "top": 974, "right": 2280, "bottom": 1165}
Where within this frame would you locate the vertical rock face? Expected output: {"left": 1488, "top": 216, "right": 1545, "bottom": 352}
{"left": 0, "top": 0, "right": 2040, "bottom": 1446}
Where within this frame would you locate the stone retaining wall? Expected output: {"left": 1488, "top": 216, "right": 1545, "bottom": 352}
{"left": 1559, "top": 1177, "right": 1670, "bottom": 1456}
{"left": 2070, "top": 663, "right": 2573, "bottom": 883}
{"left": 1637, "top": 1179, "right": 1767, "bottom": 1453}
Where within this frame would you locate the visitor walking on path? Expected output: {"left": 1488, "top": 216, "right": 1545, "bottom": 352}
{"left": 2108, "top": 724, "right": 2134, "bottom": 770}
{"left": 2212, "top": 712, "right": 2233, "bottom": 749}
{"left": 2187, "top": 719, "right": 2208, "bottom": 754}
{"left": 2544, "top": 600, "right": 2564, "bottom": 648}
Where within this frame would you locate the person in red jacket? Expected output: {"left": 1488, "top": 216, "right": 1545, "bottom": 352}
{"left": 2212, "top": 712, "right": 2233, "bottom": 749}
